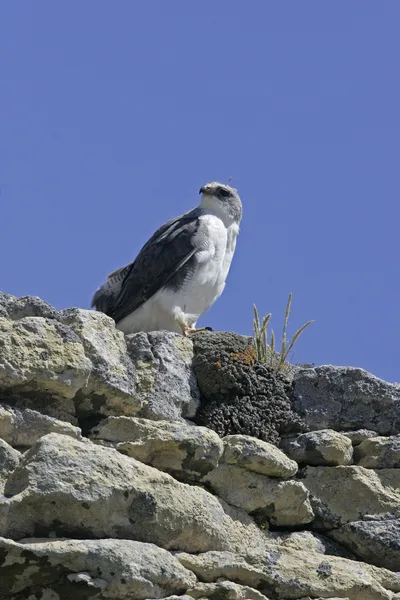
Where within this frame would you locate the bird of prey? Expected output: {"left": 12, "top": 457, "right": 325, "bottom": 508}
{"left": 91, "top": 181, "right": 242, "bottom": 336}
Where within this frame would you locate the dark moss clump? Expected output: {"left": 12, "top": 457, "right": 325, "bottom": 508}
{"left": 192, "top": 331, "right": 303, "bottom": 445}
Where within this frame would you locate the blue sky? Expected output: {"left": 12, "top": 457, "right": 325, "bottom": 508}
{"left": 1, "top": 2, "right": 399, "bottom": 382}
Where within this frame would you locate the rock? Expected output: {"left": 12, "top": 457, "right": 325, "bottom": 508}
{"left": 292, "top": 366, "right": 400, "bottom": 435}
{"left": 277, "top": 530, "right": 355, "bottom": 559}
{"left": 280, "top": 430, "right": 353, "bottom": 466}
{"left": 0, "top": 291, "right": 58, "bottom": 320}
{"left": 90, "top": 416, "right": 223, "bottom": 482}
{"left": 192, "top": 332, "right": 303, "bottom": 444}
{"left": 59, "top": 309, "right": 140, "bottom": 419}
{"left": 301, "top": 465, "right": 400, "bottom": 529}
{"left": 0, "top": 537, "right": 196, "bottom": 599}
{"left": 203, "top": 464, "right": 314, "bottom": 527}
{"left": 0, "top": 405, "right": 81, "bottom": 448}
{"left": 177, "top": 545, "right": 400, "bottom": 600}
{"left": 354, "top": 436, "right": 400, "bottom": 468}
{"left": 329, "top": 519, "right": 400, "bottom": 572}
{"left": 126, "top": 331, "right": 200, "bottom": 421}
{"left": 0, "top": 439, "right": 20, "bottom": 493}
{"left": 0, "top": 433, "right": 267, "bottom": 553}
{"left": 187, "top": 580, "right": 269, "bottom": 599}
{"left": 342, "top": 429, "right": 379, "bottom": 445}
{"left": 222, "top": 434, "right": 297, "bottom": 478}
{"left": 0, "top": 316, "right": 91, "bottom": 421}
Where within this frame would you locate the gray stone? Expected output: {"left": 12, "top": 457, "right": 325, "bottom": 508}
{"left": 0, "top": 433, "right": 267, "bottom": 553}
{"left": 0, "top": 291, "right": 58, "bottom": 320}
{"left": 222, "top": 434, "right": 298, "bottom": 478}
{"left": 203, "top": 463, "right": 314, "bottom": 527}
{"left": 59, "top": 309, "right": 141, "bottom": 418}
{"left": 292, "top": 366, "right": 400, "bottom": 435}
{"left": 0, "top": 537, "right": 196, "bottom": 599}
{"left": 177, "top": 546, "right": 400, "bottom": 600}
{"left": 0, "top": 316, "right": 91, "bottom": 421}
{"left": 280, "top": 430, "right": 353, "bottom": 466}
{"left": 90, "top": 416, "right": 223, "bottom": 482}
{"left": 0, "top": 405, "right": 81, "bottom": 448}
{"left": 0, "top": 439, "right": 20, "bottom": 493}
{"left": 342, "top": 429, "right": 379, "bottom": 445}
{"left": 301, "top": 465, "right": 400, "bottom": 529}
{"left": 187, "top": 580, "right": 269, "bottom": 599}
{"left": 126, "top": 331, "right": 200, "bottom": 421}
{"left": 329, "top": 519, "right": 400, "bottom": 572}
{"left": 354, "top": 435, "right": 400, "bottom": 468}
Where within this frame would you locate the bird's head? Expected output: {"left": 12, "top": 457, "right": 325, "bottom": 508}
{"left": 199, "top": 181, "right": 242, "bottom": 224}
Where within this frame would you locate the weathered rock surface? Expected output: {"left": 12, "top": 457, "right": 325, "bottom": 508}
{"left": 342, "top": 429, "right": 379, "bottom": 445}
{"left": 126, "top": 331, "right": 200, "bottom": 421}
{"left": 0, "top": 433, "right": 266, "bottom": 553}
{"left": 187, "top": 580, "right": 269, "bottom": 599}
{"left": 193, "top": 332, "right": 303, "bottom": 444}
{"left": 2, "top": 291, "right": 400, "bottom": 600}
{"left": 0, "top": 291, "right": 58, "bottom": 320}
{"left": 329, "top": 519, "right": 400, "bottom": 572}
{"left": 0, "top": 537, "right": 196, "bottom": 599}
{"left": 0, "top": 439, "right": 20, "bottom": 493}
{"left": 293, "top": 366, "right": 400, "bottom": 435}
{"left": 301, "top": 465, "right": 400, "bottom": 529}
{"left": 0, "top": 405, "right": 81, "bottom": 448}
{"left": 59, "top": 308, "right": 140, "bottom": 418}
{"left": 90, "top": 415, "right": 223, "bottom": 482}
{"left": 222, "top": 434, "right": 298, "bottom": 478}
{"left": 203, "top": 463, "right": 314, "bottom": 527}
{"left": 280, "top": 429, "right": 353, "bottom": 466}
{"left": 0, "top": 316, "right": 91, "bottom": 421}
{"left": 354, "top": 435, "right": 400, "bottom": 468}
{"left": 177, "top": 545, "right": 400, "bottom": 600}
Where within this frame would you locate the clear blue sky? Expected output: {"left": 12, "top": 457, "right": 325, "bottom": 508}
{"left": 1, "top": 2, "right": 399, "bottom": 382}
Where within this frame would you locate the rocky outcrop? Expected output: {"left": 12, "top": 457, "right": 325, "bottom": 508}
{"left": 1, "top": 291, "right": 400, "bottom": 599}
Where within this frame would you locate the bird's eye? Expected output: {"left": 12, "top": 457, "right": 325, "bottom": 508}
{"left": 218, "top": 188, "right": 231, "bottom": 199}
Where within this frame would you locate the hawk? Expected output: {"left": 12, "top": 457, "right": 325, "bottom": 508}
{"left": 91, "top": 181, "right": 242, "bottom": 336}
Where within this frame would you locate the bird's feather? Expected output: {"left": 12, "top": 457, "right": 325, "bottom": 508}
{"left": 92, "top": 209, "right": 202, "bottom": 324}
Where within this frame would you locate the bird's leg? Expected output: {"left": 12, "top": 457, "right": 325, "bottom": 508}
{"left": 177, "top": 319, "right": 213, "bottom": 337}
{"left": 186, "top": 326, "right": 213, "bottom": 335}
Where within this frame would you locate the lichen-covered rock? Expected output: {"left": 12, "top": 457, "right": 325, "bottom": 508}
{"left": 342, "top": 429, "right": 378, "bottom": 445}
{"left": 222, "top": 435, "right": 297, "bottom": 478}
{"left": 192, "top": 332, "right": 303, "bottom": 444}
{"left": 293, "top": 366, "right": 400, "bottom": 435}
{"left": 0, "top": 439, "right": 20, "bottom": 493}
{"left": 0, "top": 537, "right": 197, "bottom": 599}
{"left": 90, "top": 416, "right": 223, "bottom": 482}
{"left": 177, "top": 546, "right": 400, "bottom": 600}
{"left": 203, "top": 463, "right": 314, "bottom": 527}
{"left": 0, "top": 316, "right": 91, "bottom": 420}
{"left": 58, "top": 309, "right": 140, "bottom": 418}
{"left": 301, "top": 465, "right": 400, "bottom": 529}
{"left": 0, "top": 405, "right": 81, "bottom": 448}
{"left": 0, "top": 433, "right": 267, "bottom": 553}
{"left": 0, "top": 291, "right": 58, "bottom": 320}
{"left": 354, "top": 435, "right": 400, "bottom": 468}
{"left": 329, "top": 519, "right": 400, "bottom": 572}
{"left": 280, "top": 430, "right": 353, "bottom": 466}
{"left": 187, "top": 580, "right": 269, "bottom": 600}
{"left": 126, "top": 331, "right": 200, "bottom": 421}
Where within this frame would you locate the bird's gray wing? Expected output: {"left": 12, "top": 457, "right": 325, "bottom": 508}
{"left": 104, "top": 209, "right": 202, "bottom": 324}
{"left": 91, "top": 263, "right": 132, "bottom": 316}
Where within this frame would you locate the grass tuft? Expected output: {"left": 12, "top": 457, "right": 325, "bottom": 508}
{"left": 253, "top": 293, "right": 314, "bottom": 374}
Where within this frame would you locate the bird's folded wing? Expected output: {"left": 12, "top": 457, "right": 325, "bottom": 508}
{"left": 110, "top": 210, "right": 202, "bottom": 324}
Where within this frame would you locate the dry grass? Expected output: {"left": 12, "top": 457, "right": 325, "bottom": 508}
{"left": 253, "top": 293, "right": 314, "bottom": 375}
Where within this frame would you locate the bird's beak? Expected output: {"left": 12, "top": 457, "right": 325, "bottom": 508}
{"left": 199, "top": 185, "right": 211, "bottom": 195}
